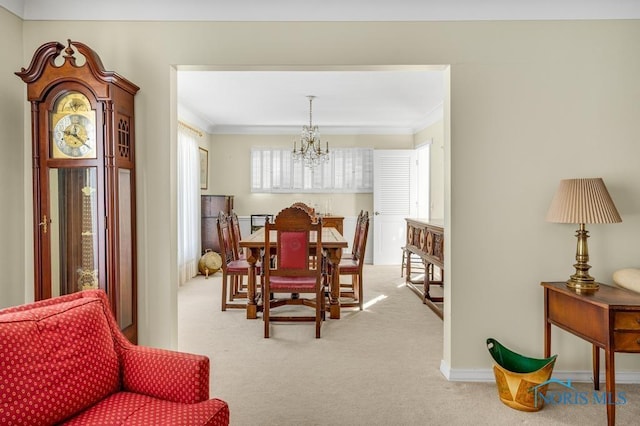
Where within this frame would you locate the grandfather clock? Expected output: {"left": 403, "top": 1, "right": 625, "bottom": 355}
{"left": 16, "top": 40, "right": 139, "bottom": 343}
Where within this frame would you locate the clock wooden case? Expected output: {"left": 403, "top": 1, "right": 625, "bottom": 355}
{"left": 17, "top": 40, "right": 140, "bottom": 343}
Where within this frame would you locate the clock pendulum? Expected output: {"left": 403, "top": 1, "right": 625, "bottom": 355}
{"left": 77, "top": 169, "right": 98, "bottom": 291}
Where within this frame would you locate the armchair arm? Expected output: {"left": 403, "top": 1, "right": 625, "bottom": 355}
{"left": 121, "top": 346, "right": 210, "bottom": 404}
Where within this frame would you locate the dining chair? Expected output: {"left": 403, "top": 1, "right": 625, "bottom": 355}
{"left": 343, "top": 210, "right": 364, "bottom": 260}
{"left": 229, "top": 211, "right": 248, "bottom": 299}
{"left": 262, "top": 207, "right": 325, "bottom": 338}
{"left": 291, "top": 202, "right": 320, "bottom": 267}
{"left": 217, "top": 211, "right": 257, "bottom": 311}
{"left": 290, "top": 202, "right": 316, "bottom": 219}
{"left": 332, "top": 211, "right": 369, "bottom": 310}
{"left": 321, "top": 209, "right": 362, "bottom": 286}
{"left": 229, "top": 211, "right": 245, "bottom": 260}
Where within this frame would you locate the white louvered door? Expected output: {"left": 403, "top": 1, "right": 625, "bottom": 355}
{"left": 373, "top": 150, "right": 417, "bottom": 265}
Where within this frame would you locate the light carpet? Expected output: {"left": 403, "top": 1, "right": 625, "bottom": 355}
{"left": 178, "top": 265, "right": 640, "bottom": 425}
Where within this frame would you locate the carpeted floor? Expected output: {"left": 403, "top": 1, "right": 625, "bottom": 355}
{"left": 178, "top": 265, "right": 640, "bottom": 425}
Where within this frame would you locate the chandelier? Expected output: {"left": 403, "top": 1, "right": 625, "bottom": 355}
{"left": 292, "top": 95, "right": 330, "bottom": 169}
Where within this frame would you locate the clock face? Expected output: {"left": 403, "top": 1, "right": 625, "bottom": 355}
{"left": 50, "top": 92, "right": 97, "bottom": 159}
{"left": 53, "top": 113, "right": 96, "bottom": 158}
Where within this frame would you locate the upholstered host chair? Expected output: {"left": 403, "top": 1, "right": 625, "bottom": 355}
{"left": 217, "top": 211, "right": 258, "bottom": 311}
{"left": 333, "top": 211, "right": 370, "bottom": 310}
{"left": 263, "top": 207, "right": 325, "bottom": 338}
{"left": 291, "top": 202, "right": 320, "bottom": 267}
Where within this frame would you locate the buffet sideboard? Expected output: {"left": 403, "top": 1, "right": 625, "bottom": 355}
{"left": 403, "top": 218, "right": 444, "bottom": 319}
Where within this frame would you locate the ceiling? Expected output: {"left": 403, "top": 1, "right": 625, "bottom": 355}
{"left": 177, "top": 69, "right": 445, "bottom": 135}
{"left": 4, "top": 0, "right": 639, "bottom": 135}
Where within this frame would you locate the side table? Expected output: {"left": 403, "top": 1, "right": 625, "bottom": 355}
{"left": 542, "top": 281, "right": 640, "bottom": 425}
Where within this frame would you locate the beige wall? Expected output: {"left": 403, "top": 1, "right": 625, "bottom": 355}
{"left": 207, "top": 133, "right": 412, "bottom": 217}
{"left": 3, "top": 13, "right": 640, "bottom": 375}
{"left": 0, "top": 9, "right": 27, "bottom": 308}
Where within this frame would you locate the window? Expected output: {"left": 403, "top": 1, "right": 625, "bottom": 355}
{"left": 251, "top": 147, "right": 373, "bottom": 193}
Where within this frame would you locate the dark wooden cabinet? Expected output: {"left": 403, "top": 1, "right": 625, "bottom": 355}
{"left": 16, "top": 40, "right": 139, "bottom": 343}
{"left": 320, "top": 216, "right": 344, "bottom": 234}
{"left": 201, "top": 195, "right": 233, "bottom": 253}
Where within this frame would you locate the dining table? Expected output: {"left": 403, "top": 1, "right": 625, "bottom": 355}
{"left": 239, "top": 226, "right": 349, "bottom": 320}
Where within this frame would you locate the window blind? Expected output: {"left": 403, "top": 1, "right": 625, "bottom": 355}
{"left": 251, "top": 147, "right": 373, "bottom": 193}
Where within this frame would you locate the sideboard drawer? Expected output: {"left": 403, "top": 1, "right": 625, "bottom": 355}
{"left": 614, "top": 312, "right": 640, "bottom": 330}
{"left": 613, "top": 332, "right": 640, "bottom": 352}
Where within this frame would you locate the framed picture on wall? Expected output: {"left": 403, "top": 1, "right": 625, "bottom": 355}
{"left": 199, "top": 147, "right": 208, "bottom": 190}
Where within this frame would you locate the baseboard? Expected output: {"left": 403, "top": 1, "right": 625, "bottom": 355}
{"left": 439, "top": 360, "right": 640, "bottom": 383}
{"left": 439, "top": 360, "right": 491, "bottom": 382}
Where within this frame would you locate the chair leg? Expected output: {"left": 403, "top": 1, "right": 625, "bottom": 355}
{"left": 264, "top": 291, "right": 270, "bottom": 338}
{"left": 231, "top": 276, "right": 246, "bottom": 300}
{"left": 221, "top": 272, "right": 228, "bottom": 311}
{"left": 229, "top": 276, "right": 236, "bottom": 301}
{"left": 358, "top": 273, "right": 363, "bottom": 311}
{"left": 316, "top": 289, "right": 322, "bottom": 338}
{"left": 238, "top": 276, "right": 246, "bottom": 299}
{"left": 235, "top": 276, "right": 241, "bottom": 301}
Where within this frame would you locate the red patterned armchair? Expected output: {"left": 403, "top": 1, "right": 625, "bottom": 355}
{"left": 0, "top": 290, "right": 229, "bottom": 425}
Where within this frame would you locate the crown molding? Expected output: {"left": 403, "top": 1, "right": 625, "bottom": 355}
{"left": 3, "top": 0, "right": 640, "bottom": 21}
{"left": 179, "top": 101, "right": 444, "bottom": 136}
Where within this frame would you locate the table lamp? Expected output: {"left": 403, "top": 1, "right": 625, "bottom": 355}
{"left": 546, "top": 178, "right": 622, "bottom": 291}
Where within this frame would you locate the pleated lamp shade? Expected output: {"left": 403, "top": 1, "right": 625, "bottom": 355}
{"left": 546, "top": 178, "right": 622, "bottom": 224}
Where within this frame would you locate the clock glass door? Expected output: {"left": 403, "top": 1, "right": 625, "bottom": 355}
{"left": 48, "top": 167, "right": 104, "bottom": 297}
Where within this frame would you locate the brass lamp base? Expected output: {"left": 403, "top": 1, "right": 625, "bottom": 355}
{"left": 565, "top": 224, "right": 599, "bottom": 292}
{"left": 566, "top": 278, "right": 599, "bottom": 292}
